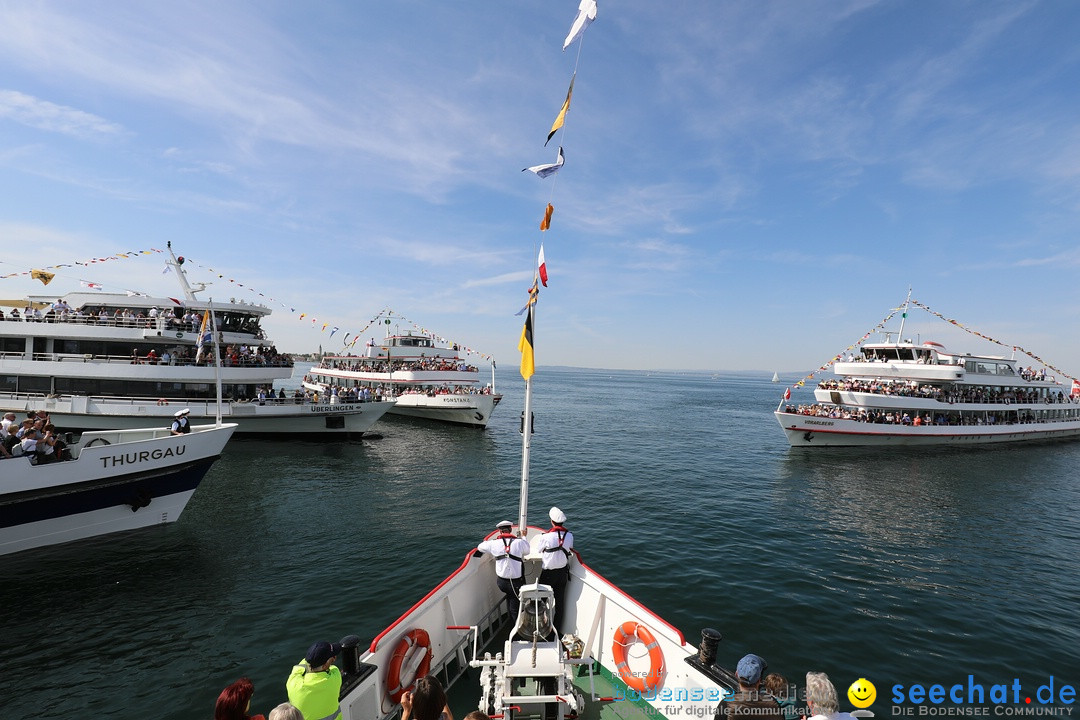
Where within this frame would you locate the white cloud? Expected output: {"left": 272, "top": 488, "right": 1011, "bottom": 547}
{"left": 0, "top": 89, "right": 123, "bottom": 138}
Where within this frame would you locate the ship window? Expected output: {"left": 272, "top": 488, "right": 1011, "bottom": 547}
{"left": 0, "top": 337, "right": 25, "bottom": 353}
{"left": 0, "top": 375, "right": 16, "bottom": 391}
{"left": 55, "top": 378, "right": 99, "bottom": 395}
{"left": 20, "top": 376, "right": 52, "bottom": 394}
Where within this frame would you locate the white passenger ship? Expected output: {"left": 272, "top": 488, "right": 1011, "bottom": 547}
{"left": 305, "top": 331, "right": 501, "bottom": 428}
{"left": 776, "top": 311, "right": 1080, "bottom": 447}
{"left": 0, "top": 244, "right": 393, "bottom": 437}
{"left": 0, "top": 421, "right": 236, "bottom": 555}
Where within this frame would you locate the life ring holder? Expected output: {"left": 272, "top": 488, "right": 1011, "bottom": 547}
{"left": 85, "top": 437, "right": 111, "bottom": 447}
{"left": 385, "top": 628, "right": 432, "bottom": 703}
{"left": 612, "top": 621, "right": 664, "bottom": 693}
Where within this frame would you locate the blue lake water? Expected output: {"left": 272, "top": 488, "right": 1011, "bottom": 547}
{"left": 2, "top": 367, "right": 1077, "bottom": 719}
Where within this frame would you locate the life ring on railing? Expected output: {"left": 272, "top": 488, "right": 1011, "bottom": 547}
{"left": 385, "top": 628, "right": 432, "bottom": 703}
{"left": 612, "top": 621, "right": 664, "bottom": 693}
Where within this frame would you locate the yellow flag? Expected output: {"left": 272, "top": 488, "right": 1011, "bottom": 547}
{"left": 518, "top": 312, "right": 535, "bottom": 380}
{"left": 30, "top": 269, "right": 55, "bottom": 285}
{"left": 546, "top": 74, "right": 575, "bottom": 146}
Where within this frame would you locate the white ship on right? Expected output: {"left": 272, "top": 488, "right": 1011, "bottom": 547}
{"left": 776, "top": 296, "right": 1080, "bottom": 447}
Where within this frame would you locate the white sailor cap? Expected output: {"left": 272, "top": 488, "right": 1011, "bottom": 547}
{"left": 496, "top": 519, "right": 513, "bottom": 529}
{"left": 174, "top": 408, "right": 190, "bottom": 417}
{"left": 549, "top": 507, "right": 566, "bottom": 524}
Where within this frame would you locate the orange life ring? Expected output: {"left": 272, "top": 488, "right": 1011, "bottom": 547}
{"left": 385, "top": 628, "right": 432, "bottom": 703}
{"left": 612, "top": 621, "right": 664, "bottom": 693}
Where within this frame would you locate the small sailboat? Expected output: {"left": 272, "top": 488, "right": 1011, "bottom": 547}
{"left": 772, "top": 371, "right": 780, "bottom": 382}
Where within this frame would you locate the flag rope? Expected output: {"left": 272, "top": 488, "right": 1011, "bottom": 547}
{"left": 0, "top": 248, "right": 164, "bottom": 290}
{"left": 784, "top": 298, "right": 1078, "bottom": 399}
{"left": 909, "top": 299, "right": 1077, "bottom": 384}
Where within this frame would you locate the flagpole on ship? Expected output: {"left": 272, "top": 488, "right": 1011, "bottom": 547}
{"left": 517, "top": 299, "right": 536, "bottom": 533}
{"left": 208, "top": 299, "right": 224, "bottom": 427}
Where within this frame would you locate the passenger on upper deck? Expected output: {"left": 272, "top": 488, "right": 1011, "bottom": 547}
{"left": 715, "top": 654, "right": 783, "bottom": 720}
{"left": 285, "top": 641, "right": 342, "bottom": 720}
{"left": 401, "top": 675, "right": 452, "bottom": 720}
{"left": 214, "top": 677, "right": 266, "bottom": 720}
{"left": 762, "top": 673, "right": 798, "bottom": 720}
{"left": 267, "top": 703, "right": 303, "bottom": 720}
{"left": 805, "top": 672, "right": 856, "bottom": 720}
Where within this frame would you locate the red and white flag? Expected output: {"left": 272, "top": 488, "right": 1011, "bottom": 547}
{"left": 783, "top": 388, "right": 791, "bottom": 401}
{"left": 1072, "top": 379, "right": 1079, "bottom": 399}
{"left": 538, "top": 245, "right": 549, "bottom": 287}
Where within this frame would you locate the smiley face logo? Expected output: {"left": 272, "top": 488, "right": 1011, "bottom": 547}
{"left": 848, "top": 678, "right": 876, "bottom": 708}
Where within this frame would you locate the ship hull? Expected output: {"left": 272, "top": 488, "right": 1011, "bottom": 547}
{"left": 776, "top": 411, "right": 1080, "bottom": 446}
{"left": 0, "top": 423, "right": 235, "bottom": 555}
{"left": 386, "top": 393, "right": 502, "bottom": 427}
{"left": 2, "top": 393, "right": 394, "bottom": 437}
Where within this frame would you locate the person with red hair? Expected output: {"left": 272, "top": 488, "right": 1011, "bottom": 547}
{"left": 215, "top": 677, "right": 266, "bottom": 720}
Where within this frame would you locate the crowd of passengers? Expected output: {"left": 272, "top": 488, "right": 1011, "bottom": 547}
{"left": 0, "top": 410, "right": 71, "bottom": 463}
{"left": 1, "top": 301, "right": 266, "bottom": 338}
{"left": 397, "top": 384, "right": 496, "bottom": 396}
{"left": 843, "top": 352, "right": 1054, "bottom": 380}
{"left": 317, "top": 358, "right": 478, "bottom": 373}
{"left": 782, "top": 403, "right": 1054, "bottom": 426}
{"left": 304, "top": 379, "right": 494, "bottom": 399}
{"left": 312, "top": 385, "right": 384, "bottom": 403}
{"left": 126, "top": 342, "right": 290, "bottom": 368}
{"left": 817, "top": 378, "right": 1073, "bottom": 404}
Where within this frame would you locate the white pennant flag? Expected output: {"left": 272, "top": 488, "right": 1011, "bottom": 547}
{"left": 523, "top": 147, "right": 565, "bottom": 179}
{"left": 563, "top": 0, "right": 597, "bottom": 51}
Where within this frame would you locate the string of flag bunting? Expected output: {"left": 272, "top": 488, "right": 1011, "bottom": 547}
{"left": 784, "top": 299, "right": 1077, "bottom": 400}
{"left": 909, "top": 299, "right": 1076, "bottom": 384}
{"left": 517, "top": 0, "right": 597, "bottom": 380}
{"left": 0, "top": 248, "right": 164, "bottom": 285}
{"left": 783, "top": 305, "right": 905, "bottom": 399}
{"left": 175, "top": 259, "right": 496, "bottom": 363}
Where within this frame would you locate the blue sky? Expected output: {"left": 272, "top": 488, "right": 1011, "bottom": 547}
{"left": 2, "top": 1, "right": 1080, "bottom": 375}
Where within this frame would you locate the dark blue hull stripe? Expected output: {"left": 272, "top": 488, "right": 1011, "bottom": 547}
{"left": 0, "top": 457, "right": 219, "bottom": 528}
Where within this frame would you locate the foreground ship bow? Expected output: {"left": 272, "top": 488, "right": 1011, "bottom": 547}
{"left": 332, "top": 526, "right": 737, "bottom": 720}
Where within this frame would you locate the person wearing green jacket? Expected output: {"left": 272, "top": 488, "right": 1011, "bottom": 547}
{"left": 286, "top": 641, "right": 342, "bottom": 720}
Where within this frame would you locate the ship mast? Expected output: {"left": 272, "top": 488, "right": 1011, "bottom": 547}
{"left": 165, "top": 241, "right": 208, "bottom": 304}
{"left": 896, "top": 286, "right": 913, "bottom": 342}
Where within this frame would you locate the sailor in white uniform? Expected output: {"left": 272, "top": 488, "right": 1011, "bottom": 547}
{"left": 477, "top": 520, "right": 531, "bottom": 620}
{"left": 537, "top": 506, "right": 574, "bottom": 635}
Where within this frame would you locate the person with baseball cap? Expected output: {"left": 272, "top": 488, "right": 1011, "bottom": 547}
{"left": 715, "top": 653, "right": 783, "bottom": 720}
{"left": 285, "top": 640, "right": 342, "bottom": 720}
{"left": 476, "top": 520, "right": 531, "bottom": 621}
{"left": 537, "top": 506, "right": 574, "bottom": 636}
